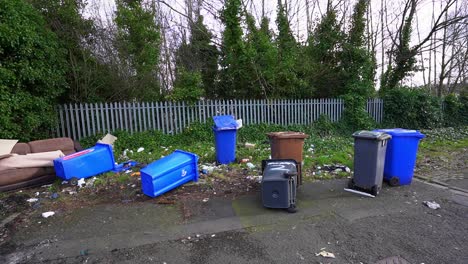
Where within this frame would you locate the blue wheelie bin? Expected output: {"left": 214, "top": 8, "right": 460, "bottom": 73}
{"left": 213, "top": 115, "right": 239, "bottom": 164}
{"left": 373, "top": 128, "right": 425, "bottom": 186}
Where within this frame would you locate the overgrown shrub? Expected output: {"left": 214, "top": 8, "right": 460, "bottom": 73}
{"left": 340, "top": 94, "right": 375, "bottom": 131}
{"left": 383, "top": 87, "right": 442, "bottom": 129}
{"left": 0, "top": 0, "right": 67, "bottom": 140}
{"left": 443, "top": 94, "right": 465, "bottom": 127}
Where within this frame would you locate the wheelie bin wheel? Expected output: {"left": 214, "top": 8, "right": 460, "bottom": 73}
{"left": 287, "top": 205, "right": 297, "bottom": 214}
{"left": 389, "top": 177, "right": 399, "bottom": 187}
{"left": 348, "top": 179, "right": 355, "bottom": 189}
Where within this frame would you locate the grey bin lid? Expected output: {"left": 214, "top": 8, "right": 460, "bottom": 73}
{"left": 352, "top": 130, "right": 392, "bottom": 141}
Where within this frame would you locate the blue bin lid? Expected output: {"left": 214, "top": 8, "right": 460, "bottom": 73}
{"left": 374, "top": 128, "right": 425, "bottom": 138}
{"left": 213, "top": 115, "right": 238, "bottom": 130}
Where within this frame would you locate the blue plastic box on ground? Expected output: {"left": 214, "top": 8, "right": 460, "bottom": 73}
{"left": 141, "top": 150, "right": 199, "bottom": 198}
{"left": 374, "top": 128, "right": 425, "bottom": 186}
{"left": 54, "top": 143, "right": 116, "bottom": 180}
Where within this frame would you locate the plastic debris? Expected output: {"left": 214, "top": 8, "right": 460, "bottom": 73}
{"left": 240, "top": 158, "right": 250, "bottom": 163}
{"left": 246, "top": 175, "right": 262, "bottom": 183}
{"left": 26, "top": 198, "right": 38, "bottom": 203}
{"left": 131, "top": 172, "right": 141, "bottom": 177}
{"left": 246, "top": 162, "right": 255, "bottom": 169}
{"left": 77, "top": 178, "right": 86, "bottom": 188}
{"left": 202, "top": 198, "right": 209, "bottom": 203}
{"left": 236, "top": 119, "right": 243, "bottom": 129}
{"left": 42, "top": 211, "right": 55, "bottom": 218}
{"left": 211, "top": 234, "right": 216, "bottom": 238}
{"left": 201, "top": 165, "right": 215, "bottom": 174}
{"left": 244, "top": 142, "right": 256, "bottom": 148}
{"left": 113, "top": 161, "right": 138, "bottom": 173}
{"left": 423, "top": 201, "right": 441, "bottom": 210}
{"left": 85, "top": 177, "right": 96, "bottom": 187}
{"left": 315, "top": 250, "right": 335, "bottom": 258}
{"left": 61, "top": 181, "right": 68, "bottom": 185}
{"left": 137, "top": 147, "right": 145, "bottom": 153}
{"left": 50, "top": 193, "right": 59, "bottom": 199}
{"left": 35, "top": 192, "right": 40, "bottom": 196}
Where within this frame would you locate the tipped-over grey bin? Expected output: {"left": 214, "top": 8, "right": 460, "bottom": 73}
{"left": 349, "top": 131, "right": 392, "bottom": 196}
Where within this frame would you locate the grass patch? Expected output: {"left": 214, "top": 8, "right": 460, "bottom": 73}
{"left": 79, "top": 123, "right": 467, "bottom": 181}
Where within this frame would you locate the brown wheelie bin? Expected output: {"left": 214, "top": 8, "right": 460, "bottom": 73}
{"left": 267, "top": 132, "right": 309, "bottom": 185}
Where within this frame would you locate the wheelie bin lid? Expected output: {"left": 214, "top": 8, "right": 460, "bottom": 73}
{"left": 213, "top": 115, "right": 238, "bottom": 130}
{"left": 352, "top": 130, "right": 392, "bottom": 140}
{"left": 267, "top": 131, "right": 309, "bottom": 139}
{"left": 373, "top": 128, "right": 425, "bottom": 139}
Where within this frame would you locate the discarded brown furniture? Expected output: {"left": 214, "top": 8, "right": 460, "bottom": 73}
{"left": 0, "top": 138, "right": 80, "bottom": 192}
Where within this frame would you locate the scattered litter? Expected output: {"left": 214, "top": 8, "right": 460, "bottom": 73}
{"left": 42, "top": 212, "right": 55, "bottom": 218}
{"left": 50, "top": 193, "right": 59, "bottom": 199}
{"left": 125, "top": 170, "right": 132, "bottom": 174}
{"left": 137, "top": 147, "right": 145, "bottom": 153}
{"left": 236, "top": 119, "right": 243, "bottom": 129}
{"left": 196, "top": 234, "right": 201, "bottom": 238}
{"left": 201, "top": 165, "right": 215, "bottom": 174}
{"left": 26, "top": 198, "right": 38, "bottom": 203}
{"left": 315, "top": 250, "right": 335, "bottom": 258}
{"left": 246, "top": 162, "right": 255, "bottom": 169}
{"left": 131, "top": 172, "right": 141, "bottom": 177}
{"left": 423, "top": 201, "right": 441, "bottom": 210}
{"left": 61, "top": 181, "right": 68, "bottom": 185}
{"left": 211, "top": 234, "right": 216, "bottom": 238}
{"left": 187, "top": 236, "right": 191, "bottom": 240}
{"left": 35, "top": 192, "right": 40, "bottom": 196}
{"left": 98, "top": 133, "right": 117, "bottom": 147}
{"left": 240, "top": 158, "right": 250, "bottom": 163}
{"left": 86, "top": 177, "right": 96, "bottom": 187}
{"left": 113, "top": 161, "right": 138, "bottom": 173}
{"left": 246, "top": 175, "right": 262, "bottom": 183}
{"left": 77, "top": 178, "right": 86, "bottom": 188}
{"left": 244, "top": 142, "right": 256, "bottom": 148}
{"left": 202, "top": 198, "right": 209, "bottom": 203}
{"left": 42, "top": 184, "right": 52, "bottom": 188}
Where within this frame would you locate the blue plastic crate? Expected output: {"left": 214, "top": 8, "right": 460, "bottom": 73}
{"left": 141, "top": 150, "right": 199, "bottom": 198}
{"left": 54, "top": 143, "right": 116, "bottom": 180}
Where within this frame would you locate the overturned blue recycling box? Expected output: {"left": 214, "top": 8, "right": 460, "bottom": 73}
{"left": 54, "top": 143, "right": 116, "bottom": 180}
{"left": 141, "top": 150, "right": 199, "bottom": 198}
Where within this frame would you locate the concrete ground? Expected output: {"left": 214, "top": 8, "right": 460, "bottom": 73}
{"left": 2, "top": 179, "right": 468, "bottom": 264}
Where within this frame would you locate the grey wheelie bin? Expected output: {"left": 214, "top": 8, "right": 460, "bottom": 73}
{"left": 348, "top": 131, "right": 392, "bottom": 196}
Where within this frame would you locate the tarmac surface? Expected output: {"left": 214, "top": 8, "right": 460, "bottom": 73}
{"left": 2, "top": 179, "right": 468, "bottom": 264}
